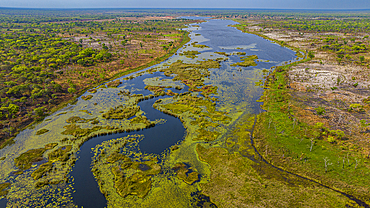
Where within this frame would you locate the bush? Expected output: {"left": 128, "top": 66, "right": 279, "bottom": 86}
{"left": 330, "top": 129, "right": 345, "bottom": 139}
{"left": 348, "top": 104, "right": 364, "bottom": 112}
{"left": 308, "top": 51, "right": 315, "bottom": 59}
{"left": 314, "top": 122, "right": 324, "bottom": 130}
{"left": 8, "top": 104, "right": 19, "bottom": 115}
{"left": 67, "top": 87, "right": 76, "bottom": 94}
{"left": 34, "top": 107, "right": 45, "bottom": 118}
{"left": 359, "top": 56, "right": 365, "bottom": 62}
{"left": 327, "top": 136, "right": 336, "bottom": 143}
{"left": 315, "top": 106, "right": 326, "bottom": 115}
{"left": 360, "top": 119, "right": 368, "bottom": 128}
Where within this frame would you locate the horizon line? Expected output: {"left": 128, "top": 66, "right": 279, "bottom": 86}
{"left": 1, "top": 7, "right": 370, "bottom": 11}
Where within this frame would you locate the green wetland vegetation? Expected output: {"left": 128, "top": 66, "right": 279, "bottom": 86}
{"left": 1, "top": 8, "right": 370, "bottom": 208}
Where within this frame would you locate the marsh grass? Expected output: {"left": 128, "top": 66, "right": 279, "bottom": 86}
{"left": 35, "top": 129, "right": 49, "bottom": 135}
{"left": 48, "top": 145, "right": 72, "bottom": 162}
{"left": 13, "top": 143, "right": 58, "bottom": 180}
{"left": 61, "top": 124, "right": 102, "bottom": 137}
{"left": 81, "top": 95, "right": 93, "bottom": 100}
{"left": 159, "top": 60, "right": 221, "bottom": 88}
{"left": 88, "top": 89, "right": 97, "bottom": 93}
{"left": 44, "top": 143, "right": 58, "bottom": 150}
{"left": 230, "top": 55, "right": 258, "bottom": 67}
{"left": 104, "top": 146, "right": 161, "bottom": 198}
{"left": 166, "top": 90, "right": 177, "bottom": 96}
{"left": 106, "top": 80, "right": 122, "bottom": 88}
{"left": 158, "top": 94, "right": 230, "bottom": 141}
{"left": 191, "top": 42, "right": 210, "bottom": 48}
{"left": 215, "top": 52, "right": 230, "bottom": 56}
{"left": 0, "top": 137, "right": 15, "bottom": 150}
{"left": 30, "top": 145, "right": 72, "bottom": 181}
{"left": 179, "top": 50, "right": 201, "bottom": 58}
{"left": 14, "top": 148, "right": 47, "bottom": 170}
{"left": 0, "top": 182, "right": 11, "bottom": 197}
{"left": 106, "top": 152, "right": 130, "bottom": 163}
{"left": 144, "top": 85, "right": 168, "bottom": 96}
{"left": 235, "top": 52, "right": 246, "bottom": 56}
{"left": 172, "top": 163, "right": 199, "bottom": 185}
{"left": 102, "top": 105, "right": 140, "bottom": 120}
{"left": 194, "top": 128, "right": 220, "bottom": 142}
{"left": 112, "top": 167, "right": 152, "bottom": 199}
{"left": 66, "top": 116, "right": 87, "bottom": 124}
{"left": 196, "top": 143, "right": 350, "bottom": 207}
{"left": 31, "top": 162, "right": 53, "bottom": 180}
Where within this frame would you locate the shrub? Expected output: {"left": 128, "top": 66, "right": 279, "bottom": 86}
{"left": 315, "top": 106, "right": 326, "bottom": 115}
{"left": 327, "top": 136, "right": 336, "bottom": 143}
{"left": 308, "top": 51, "right": 315, "bottom": 59}
{"left": 348, "top": 104, "right": 364, "bottom": 112}
{"left": 314, "top": 122, "right": 324, "bottom": 130}
{"left": 67, "top": 87, "right": 76, "bottom": 94}
{"left": 34, "top": 107, "right": 45, "bottom": 117}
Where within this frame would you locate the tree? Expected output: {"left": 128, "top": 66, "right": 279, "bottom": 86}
{"left": 8, "top": 104, "right": 19, "bottom": 115}
{"left": 34, "top": 107, "right": 45, "bottom": 118}
{"left": 162, "top": 45, "right": 169, "bottom": 52}
{"left": 53, "top": 84, "right": 63, "bottom": 92}
{"left": 310, "top": 138, "right": 315, "bottom": 151}
{"left": 315, "top": 106, "right": 325, "bottom": 115}
{"left": 68, "top": 87, "right": 76, "bottom": 94}
{"left": 308, "top": 51, "right": 315, "bottom": 59}
{"left": 359, "top": 56, "right": 365, "bottom": 62}
{"left": 323, "top": 157, "right": 332, "bottom": 173}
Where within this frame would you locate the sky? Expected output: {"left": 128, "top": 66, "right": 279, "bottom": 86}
{"left": 1, "top": 0, "right": 370, "bottom": 9}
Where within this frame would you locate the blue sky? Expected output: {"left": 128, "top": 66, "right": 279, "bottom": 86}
{"left": 1, "top": 0, "right": 370, "bottom": 9}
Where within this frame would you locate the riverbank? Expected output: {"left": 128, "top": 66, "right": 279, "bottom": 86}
{"left": 232, "top": 18, "right": 370, "bottom": 206}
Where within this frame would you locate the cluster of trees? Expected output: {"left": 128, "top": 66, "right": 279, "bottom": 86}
{"left": 187, "top": 9, "right": 370, "bottom": 21}
{"left": 257, "top": 19, "right": 370, "bottom": 33}
{"left": 0, "top": 30, "right": 114, "bottom": 119}
{"left": 0, "top": 8, "right": 152, "bottom": 24}
{"left": 318, "top": 36, "right": 370, "bottom": 65}
{"left": 0, "top": 32, "right": 112, "bottom": 67}
{"left": 320, "top": 36, "right": 368, "bottom": 53}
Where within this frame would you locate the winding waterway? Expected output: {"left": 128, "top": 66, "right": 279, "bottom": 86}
{"left": 3, "top": 17, "right": 365, "bottom": 208}
{"left": 71, "top": 94, "right": 187, "bottom": 207}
